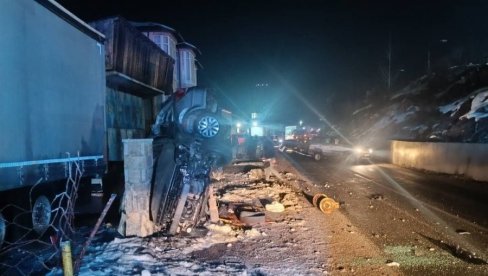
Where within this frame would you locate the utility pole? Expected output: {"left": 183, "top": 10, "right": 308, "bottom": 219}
{"left": 387, "top": 31, "right": 392, "bottom": 92}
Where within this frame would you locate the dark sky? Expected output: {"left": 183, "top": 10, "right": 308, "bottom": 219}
{"left": 59, "top": 0, "right": 488, "bottom": 124}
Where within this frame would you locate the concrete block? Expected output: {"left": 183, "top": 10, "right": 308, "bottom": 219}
{"left": 120, "top": 138, "right": 156, "bottom": 237}
{"left": 125, "top": 168, "right": 151, "bottom": 185}
{"left": 123, "top": 139, "right": 153, "bottom": 157}
{"left": 124, "top": 155, "right": 153, "bottom": 170}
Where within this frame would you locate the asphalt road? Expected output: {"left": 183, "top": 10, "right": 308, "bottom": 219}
{"left": 282, "top": 152, "right": 488, "bottom": 275}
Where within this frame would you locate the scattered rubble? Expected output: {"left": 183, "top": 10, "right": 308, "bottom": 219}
{"left": 265, "top": 201, "right": 285, "bottom": 213}
{"left": 386, "top": 260, "right": 400, "bottom": 267}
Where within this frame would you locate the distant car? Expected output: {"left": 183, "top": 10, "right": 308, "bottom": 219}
{"left": 307, "top": 137, "right": 373, "bottom": 162}
{"left": 271, "top": 135, "right": 284, "bottom": 147}
{"left": 279, "top": 139, "right": 300, "bottom": 152}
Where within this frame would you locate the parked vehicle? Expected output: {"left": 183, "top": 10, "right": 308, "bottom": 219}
{"left": 0, "top": 0, "right": 106, "bottom": 247}
{"left": 0, "top": 0, "right": 231, "bottom": 247}
{"left": 306, "top": 136, "right": 373, "bottom": 162}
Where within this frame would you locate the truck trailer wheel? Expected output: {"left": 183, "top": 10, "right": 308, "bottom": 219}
{"left": 32, "top": 195, "right": 51, "bottom": 235}
{"left": 0, "top": 212, "right": 5, "bottom": 248}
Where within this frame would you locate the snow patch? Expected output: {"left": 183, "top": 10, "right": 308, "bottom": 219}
{"left": 352, "top": 104, "right": 372, "bottom": 116}
{"left": 460, "top": 90, "right": 488, "bottom": 121}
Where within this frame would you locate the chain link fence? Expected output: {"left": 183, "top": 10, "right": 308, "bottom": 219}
{"left": 0, "top": 159, "right": 84, "bottom": 275}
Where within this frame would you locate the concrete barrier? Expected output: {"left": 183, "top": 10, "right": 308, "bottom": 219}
{"left": 391, "top": 140, "right": 488, "bottom": 182}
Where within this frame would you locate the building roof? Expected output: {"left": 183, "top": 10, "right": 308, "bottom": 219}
{"left": 130, "top": 21, "right": 184, "bottom": 42}
{"left": 177, "top": 41, "right": 202, "bottom": 56}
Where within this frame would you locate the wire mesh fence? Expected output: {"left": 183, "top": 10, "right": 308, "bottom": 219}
{"left": 0, "top": 158, "right": 84, "bottom": 275}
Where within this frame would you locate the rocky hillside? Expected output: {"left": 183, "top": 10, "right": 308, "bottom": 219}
{"left": 347, "top": 64, "right": 488, "bottom": 147}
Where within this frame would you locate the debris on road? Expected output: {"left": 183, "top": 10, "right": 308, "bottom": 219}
{"left": 386, "top": 260, "right": 400, "bottom": 267}
{"left": 456, "top": 229, "right": 471, "bottom": 235}
{"left": 265, "top": 201, "right": 285, "bottom": 212}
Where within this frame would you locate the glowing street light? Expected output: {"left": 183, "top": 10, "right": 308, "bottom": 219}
{"left": 299, "top": 120, "right": 303, "bottom": 126}
{"left": 252, "top": 121, "right": 258, "bottom": 127}
{"left": 236, "top": 122, "right": 242, "bottom": 128}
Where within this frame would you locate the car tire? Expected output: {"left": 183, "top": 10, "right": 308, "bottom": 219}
{"left": 313, "top": 152, "right": 322, "bottom": 161}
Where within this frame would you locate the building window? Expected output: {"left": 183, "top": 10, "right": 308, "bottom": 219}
{"left": 148, "top": 33, "right": 177, "bottom": 60}
{"left": 180, "top": 50, "right": 196, "bottom": 87}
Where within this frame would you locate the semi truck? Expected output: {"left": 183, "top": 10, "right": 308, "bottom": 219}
{"left": 0, "top": 0, "right": 232, "bottom": 248}
{"left": 0, "top": 0, "right": 106, "bottom": 247}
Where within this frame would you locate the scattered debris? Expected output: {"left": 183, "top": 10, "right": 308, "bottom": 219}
{"left": 386, "top": 260, "right": 400, "bottom": 267}
{"left": 309, "top": 193, "right": 340, "bottom": 214}
{"left": 248, "top": 169, "right": 265, "bottom": 180}
{"left": 369, "top": 193, "right": 385, "bottom": 200}
{"left": 265, "top": 201, "right": 285, "bottom": 213}
{"left": 456, "top": 229, "right": 471, "bottom": 235}
{"left": 238, "top": 211, "right": 266, "bottom": 225}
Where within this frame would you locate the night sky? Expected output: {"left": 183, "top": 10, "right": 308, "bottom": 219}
{"left": 59, "top": 0, "right": 488, "bottom": 124}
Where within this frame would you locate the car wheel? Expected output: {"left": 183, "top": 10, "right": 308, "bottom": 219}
{"left": 314, "top": 152, "right": 322, "bottom": 161}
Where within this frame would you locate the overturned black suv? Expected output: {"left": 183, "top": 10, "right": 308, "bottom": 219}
{"left": 150, "top": 87, "right": 232, "bottom": 234}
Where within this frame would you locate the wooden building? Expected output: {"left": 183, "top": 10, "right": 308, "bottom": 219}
{"left": 90, "top": 17, "right": 174, "bottom": 161}
{"left": 131, "top": 22, "right": 202, "bottom": 92}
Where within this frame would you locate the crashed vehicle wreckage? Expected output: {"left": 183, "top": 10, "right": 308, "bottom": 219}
{"left": 149, "top": 87, "right": 232, "bottom": 234}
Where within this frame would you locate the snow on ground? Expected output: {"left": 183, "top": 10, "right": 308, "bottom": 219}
{"left": 43, "top": 157, "right": 405, "bottom": 276}
{"left": 366, "top": 105, "right": 418, "bottom": 135}
{"left": 352, "top": 104, "right": 372, "bottom": 116}
{"left": 47, "top": 163, "right": 313, "bottom": 275}
{"left": 460, "top": 89, "right": 488, "bottom": 121}
{"left": 390, "top": 75, "right": 428, "bottom": 100}
{"left": 438, "top": 87, "right": 488, "bottom": 119}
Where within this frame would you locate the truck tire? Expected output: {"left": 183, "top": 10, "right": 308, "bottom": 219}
{"left": 313, "top": 152, "right": 323, "bottom": 161}
{"left": 31, "top": 195, "right": 52, "bottom": 235}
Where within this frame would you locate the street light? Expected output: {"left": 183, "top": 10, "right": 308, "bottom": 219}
{"left": 252, "top": 121, "right": 258, "bottom": 127}
{"left": 299, "top": 120, "right": 303, "bottom": 126}
{"left": 236, "top": 122, "right": 241, "bottom": 128}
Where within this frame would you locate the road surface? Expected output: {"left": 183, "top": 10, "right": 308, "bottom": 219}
{"left": 282, "top": 152, "right": 488, "bottom": 275}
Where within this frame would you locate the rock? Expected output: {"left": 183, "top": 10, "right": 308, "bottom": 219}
{"left": 386, "top": 260, "right": 400, "bottom": 267}
{"left": 249, "top": 169, "right": 265, "bottom": 180}
{"left": 370, "top": 193, "right": 384, "bottom": 200}
{"left": 207, "top": 224, "right": 234, "bottom": 235}
{"left": 265, "top": 201, "right": 285, "bottom": 212}
{"left": 245, "top": 228, "right": 262, "bottom": 238}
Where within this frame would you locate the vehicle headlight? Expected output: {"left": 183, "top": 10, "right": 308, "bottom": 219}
{"left": 368, "top": 148, "right": 373, "bottom": 154}
{"left": 354, "top": 147, "right": 364, "bottom": 154}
